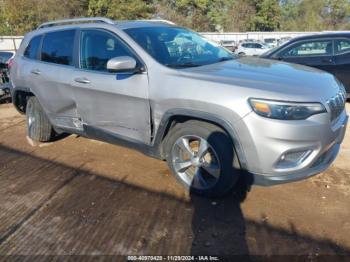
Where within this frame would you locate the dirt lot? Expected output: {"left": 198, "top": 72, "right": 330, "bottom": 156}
{"left": 0, "top": 103, "right": 349, "bottom": 259}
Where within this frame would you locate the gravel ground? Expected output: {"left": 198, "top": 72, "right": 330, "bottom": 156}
{"left": 0, "top": 103, "right": 349, "bottom": 259}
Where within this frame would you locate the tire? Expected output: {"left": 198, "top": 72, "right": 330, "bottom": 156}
{"left": 26, "top": 96, "right": 55, "bottom": 142}
{"left": 238, "top": 52, "right": 246, "bottom": 56}
{"left": 164, "top": 120, "right": 238, "bottom": 197}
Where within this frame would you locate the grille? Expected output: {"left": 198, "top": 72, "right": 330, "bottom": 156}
{"left": 327, "top": 86, "right": 346, "bottom": 122}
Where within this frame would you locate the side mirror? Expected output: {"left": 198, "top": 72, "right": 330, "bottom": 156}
{"left": 107, "top": 56, "right": 138, "bottom": 73}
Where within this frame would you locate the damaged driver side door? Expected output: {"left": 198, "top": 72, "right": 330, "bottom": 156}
{"left": 72, "top": 28, "right": 151, "bottom": 144}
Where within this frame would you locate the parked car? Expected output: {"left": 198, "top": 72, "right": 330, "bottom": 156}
{"left": 0, "top": 51, "right": 14, "bottom": 84}
{"left": 261, "top": 32, "right": 350, "bottom": 98}
{"left": 240, "top": 38, "right": 257, "bottom": 43}
{"left": 234, "top": 42, "right": 270, "bottom": 56}
{"left": 0, "top": 82, "right": 11, "bottom": 102}
{"left": 0, "top": 51, "right": 15, "bottom": 64}
{"left": 264, "top": 38, "right": 278, "bottom": 48}
{"left": 220, "top": 40, "right": 236, "bottom": 51}
{"left": 11, "top": 18, "right": 348, "bottom": 196}
{"left": 278, "top": 36, "right": 292, "bottom": 45}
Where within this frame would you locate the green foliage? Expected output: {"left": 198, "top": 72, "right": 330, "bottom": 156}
{"left": 88, "top": 0, "right": 154, "bottom": 20}
{"left": 323, "top": 0, "right": 350, "bottom": 30}
{"left": 0, "top": 0, "right": 89, "bottom": 35}
{"left": 0, "top": 0, "right": 349, "bottom": 35}
{"left": 249, "top": 0, "right": 281, "bottom": 31}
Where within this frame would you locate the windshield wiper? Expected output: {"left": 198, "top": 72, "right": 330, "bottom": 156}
{"left": 166, "top": 62, "right": 202, "bottom": 68}
{"left": 218, "top": 57, "right": 234, "bottom": 62}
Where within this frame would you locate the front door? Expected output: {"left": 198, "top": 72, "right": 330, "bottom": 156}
{"left": 72, "top": 28, "right": 151, "bottom": 144}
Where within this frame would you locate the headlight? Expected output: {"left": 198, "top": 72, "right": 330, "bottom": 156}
{"left": 249, "top": 98, "right": 327, "bottom": 120}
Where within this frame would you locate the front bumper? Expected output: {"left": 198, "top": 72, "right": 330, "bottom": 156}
{"left": 235, "top": 109, "right": 348, "bottom": 186}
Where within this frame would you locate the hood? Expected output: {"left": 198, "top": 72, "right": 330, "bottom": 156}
{"left": 180, "top": 56, "right": 340, "bottom": 102}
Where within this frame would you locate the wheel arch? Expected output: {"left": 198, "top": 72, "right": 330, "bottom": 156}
{"left": 12, "top": 88, "right": 35, "bottom": 114}
{"left": 153, "top": 109, "right": 247, "bottom": 170}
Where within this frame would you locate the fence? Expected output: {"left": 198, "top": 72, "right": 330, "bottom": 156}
{"left": 0, "top": 36, "right": 23, "bottom": 52}
{"left": 200, "top": 31, "right": 317, "bottom": 43}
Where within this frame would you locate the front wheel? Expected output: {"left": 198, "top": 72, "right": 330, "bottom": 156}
{"left": 164, "top": 121, "right": 238, "bottom": 197}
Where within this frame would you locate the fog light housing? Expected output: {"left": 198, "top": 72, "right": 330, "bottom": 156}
{"left": 276, "top": 150, "right": 313, "bottom": 169}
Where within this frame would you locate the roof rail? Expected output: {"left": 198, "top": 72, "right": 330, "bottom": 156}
{"left": 38, "top": 17, "right": 115, "bottom": 29}
{"left": 137, "top": 19, "right": 176, "bottom": 25}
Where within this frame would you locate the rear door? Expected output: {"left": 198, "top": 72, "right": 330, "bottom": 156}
{"left": 29, "top": 29, "right": 81, "bottom": 129}
{"left": 333, "top": 38, "right": 350, "bottom": 94}
{"left": 72, "top": 28, "right": 151, "bottom": 144}
{"left": 276, "top": 39, "right": 336, "bottom": 73}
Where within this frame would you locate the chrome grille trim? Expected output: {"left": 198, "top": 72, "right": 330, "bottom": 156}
{"left": 327, "top": 86, "right": 346, "bottom": 122}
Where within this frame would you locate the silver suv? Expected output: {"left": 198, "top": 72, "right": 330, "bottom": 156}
{"left": 11, "top": 18, "right": 348, "bottom": 196}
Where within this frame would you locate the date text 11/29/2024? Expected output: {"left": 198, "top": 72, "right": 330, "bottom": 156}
{"left": 127, "top": 256, "right": 220, "bottom": 261}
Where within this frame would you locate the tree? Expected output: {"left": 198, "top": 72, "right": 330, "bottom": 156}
{"left": 280, "top": 0, "right": 300, "bottom": 31}
{"left": 322, "top": 0, "right": 350, "bottom": 30}
{"left": 224, "top": 1, "right": 256, "bottom": 32}
{"left": 0, "top": 0, "right": 89, "bottom": 35}
{"left": 250, "top": 0, "right": 281, "bottom": 31}
{"left": 1, "top": 0, "right": 350, "bottom": 35}
{"left": 156, "top": 0, "right": 214, "bottom": 31}
{"left": 88, "top": 0, "right": 154, "bottom": 20}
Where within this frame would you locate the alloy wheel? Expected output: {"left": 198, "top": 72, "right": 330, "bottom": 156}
{"left": 171, "top": 135, "right": 221, "bottom": 190}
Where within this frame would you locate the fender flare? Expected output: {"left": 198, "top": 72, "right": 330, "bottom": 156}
{"left": 152, "top": 109, "right": 248, "bottom": 170}
{"left": 11, "top": 87, "right": 33, "bottom": 114}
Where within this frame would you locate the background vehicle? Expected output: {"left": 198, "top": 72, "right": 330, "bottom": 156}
{"left": 0, "top": 82, "right": 11, "bottom": 102}
{"left": 264, "top": 38, "right": 279, "bottom": 48}
{"left": 10, "top": 18, "right": 348, "bottom": 197}
{"left": 278, "top": 36, "right": 292, "bottom": 45}
{"left": 234, "top": 42, "right": 270, "bottom": 56}
{"left": 0, "top": 51, "right": 15, "bottom": 64}
{"left": 0, "top": 51, "right": 14, "bottom": 101}
{"left": 0, "top": 51, "right": 14, "bottom": 84}
{"left": 220, "top": 40, "right": 236, "bottom": 51}
{"left": 261, "top": 32, "right": 350, "bottom": 98}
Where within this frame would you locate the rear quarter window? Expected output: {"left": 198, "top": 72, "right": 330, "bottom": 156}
{"left": 41, "top": 30, "right": 75, "bottom": 66}
{"left": 24, "top": 35, "right": 41, "bottom": 60}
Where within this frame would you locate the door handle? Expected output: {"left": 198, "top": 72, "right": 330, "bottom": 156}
{"left": 31, "top": 69, "right": 41, "bottom": 75}
{"left": 74, "top": 77, "right": 90, "bottom": 84}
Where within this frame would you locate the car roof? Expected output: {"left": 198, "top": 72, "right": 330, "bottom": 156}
{"left": 290, "top": 32, "right": 350, "bottom": 42}
{"left": 114, "top": 20, "right": 176, "bottom": 30}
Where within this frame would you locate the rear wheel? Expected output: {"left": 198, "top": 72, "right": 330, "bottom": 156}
{"left": 26, "top": 96, "right": 55, "bottom": 142}
{"left": 164, "top": 121, "right": 238, "bottom": 197}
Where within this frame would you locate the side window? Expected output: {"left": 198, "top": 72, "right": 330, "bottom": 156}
{"left": 24, "top": 35, "right": 41, "bottom": 60}
{"left": 255, "top": 43, "right": 262, "bottom": 49}
{"left": 41, "top": 30, "right": 75, "bottom": 66}
{"left": 281, "top": 40, "right": 333, "bottom": 57}
{"left": 80, "top": 29, "right": 136, "bottom": 71}
{"left": 335, "top": 39, "right": 350, "bottom": 54}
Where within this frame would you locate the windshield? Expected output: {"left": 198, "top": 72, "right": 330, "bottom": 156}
{"left": 124, "top": 26, "right": 234, "bottom": 68}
